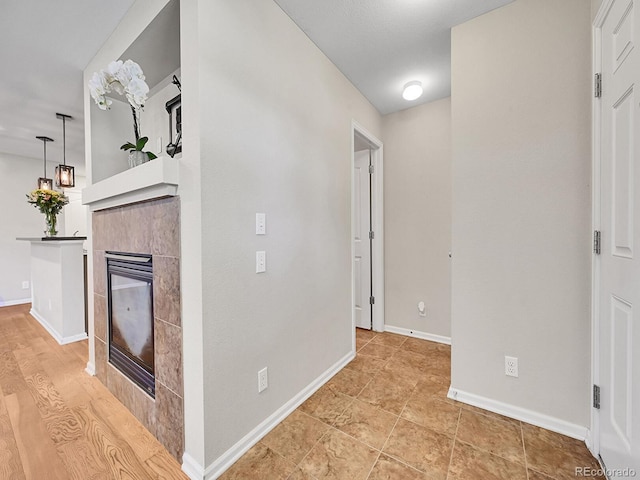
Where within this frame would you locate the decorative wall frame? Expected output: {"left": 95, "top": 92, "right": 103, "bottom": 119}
{"left": 165, "top": 94, "right": 182, "bottom": 157}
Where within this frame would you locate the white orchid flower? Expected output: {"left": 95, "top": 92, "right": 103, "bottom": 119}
{"left": 126, "top": 77, "right": 149, "bottom": 108}
{"left": 89, "top": 71, "right": 111, "bottom": 110}
{"left": 88, "top": 59, "right": 153, "bottom": 147}
{"left": 104, "top": 60, "right": 123, "bottom": 82}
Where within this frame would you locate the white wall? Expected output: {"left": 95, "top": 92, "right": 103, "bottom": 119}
{"left": 90, "top": 99, "right": 134, "bottom": 183}
{"left": 63, "top": 177, "right": 89, "bottom": 247}
{"left": 145, "top": 68, "right": 182, "bottom": 159}
{"left": 451, "top": 0, "right": 592, "bottom": 427}
{"left": 179, "top": 0, "right": 205, "bottom": 466}
{"left": 194, "top": 0, "right": 382, "bottom": 465}
{"left": 382, "top": 98, "right": 452, "bottom": 338}
{"left": 0, "top": 153, "right": 78, "bottom": 304}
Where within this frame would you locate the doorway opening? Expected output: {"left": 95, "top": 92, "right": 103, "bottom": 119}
{"left": 352, "top": 121, "right": 384, "bottom": 339}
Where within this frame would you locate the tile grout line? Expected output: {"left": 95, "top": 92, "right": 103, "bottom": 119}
{"left": 295, "top": 423, "right": 382, "bottom": 479}
{"left": 365, "top": 403, "right": 404, "bottom": 480}
{"left": 290, "top": 404, "right": 356, "bottom": 477}
{"left": 283, "top": 426, "right": 324, "bottom": 479}
{"left": 445, "top": 407, "right": 462, "bottom": 480}
{"left": 365, "top": 380, "right": 437, "bottom": 476}
{"left": 255, "top": 441, "right": 300, "bottom": 480}
{"left": 326, "top": 419, "right": 385, "bottom": 454}
{"left": 451, "top": 421, "right": 531, "bottom": 469}
{"left": 363, "top": 449, "right": 383, "bottom": 480}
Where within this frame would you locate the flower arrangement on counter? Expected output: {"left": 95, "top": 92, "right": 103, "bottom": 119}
{"left": 88, "top": 59, "right": 157, "bottom": 166}
{"left": 26, "top": 189, "right": 69, "bottom": 237}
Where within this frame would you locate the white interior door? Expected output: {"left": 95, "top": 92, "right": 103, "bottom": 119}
{"left": 354, "top": 150, "right": 372, "bottom": 330}
{"left": 599, "top": 0, "right": 640, "bottom": 472}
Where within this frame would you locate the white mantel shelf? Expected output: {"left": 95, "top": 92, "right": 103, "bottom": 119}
{"left": 82, "top": 156, "right": 179, "bottom": 211}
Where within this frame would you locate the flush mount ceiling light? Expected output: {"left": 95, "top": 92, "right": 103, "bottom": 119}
{"left": 55, "top": 113, "right": 75, "bottom": 188}
{"left": 402, "top": 80, "right": 423, "bottom": 101}
{"left": 36, "top": 136, "right": 54, "bottom": 190}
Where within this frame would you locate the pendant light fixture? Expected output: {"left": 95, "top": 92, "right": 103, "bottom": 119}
{"left": 55, "top": 113, "right": 75, "bottom": 188}
{"left": 36, "top": 136, "right": 54, "bottom": 190}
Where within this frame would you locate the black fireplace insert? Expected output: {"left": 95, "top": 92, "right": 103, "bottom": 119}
{"left": 106, "top": 252, "right": 155, "bottom": 397}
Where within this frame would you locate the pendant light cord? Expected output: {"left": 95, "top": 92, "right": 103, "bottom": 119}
{"left": 62, "top": 116, "right": 66, "bottom": 166}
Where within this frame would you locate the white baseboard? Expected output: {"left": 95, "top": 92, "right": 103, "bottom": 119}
{"left": 30, "top": 308, "right": 88, "bottom": 345}
{"left": 182, "top": 453, "right": 205, "bottom": 480}
{"left": 584, "top": 429, "right": 598, "bottom": 457}
{"left": 85, "top": 362, "right": 96, "bottom": 376}
{"left": 384, "top": 324, "right": 451, "bottom": 345}
{"left": 182, "top": 350, "right": 355, "bottom": 480}
{"left": 448, "top": 387, "right": 589, "bottom": 441}
{"left": 0, "top": 298, "right": 31, "bottom": 307}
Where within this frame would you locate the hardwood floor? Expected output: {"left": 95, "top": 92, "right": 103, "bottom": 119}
{"left": 0, "top": 304, "right": 187, "bottom": 480}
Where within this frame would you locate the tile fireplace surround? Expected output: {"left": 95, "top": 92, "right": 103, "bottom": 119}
{"left": 92, "top": 196, "right": 183, "bottom": 460}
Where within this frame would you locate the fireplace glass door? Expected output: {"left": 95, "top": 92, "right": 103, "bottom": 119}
{"left": 106, "top": 252, "right": 155, "bottom": 396}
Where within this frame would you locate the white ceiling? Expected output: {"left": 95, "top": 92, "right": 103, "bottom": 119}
{"left": 0, "top": 0, "right": 515, "bottom": 169}
{"left": 273, "top": 0, "right": 515, "bottom": 114}
{"left": 0, "top": 0, "right": 135, "bottom": 173}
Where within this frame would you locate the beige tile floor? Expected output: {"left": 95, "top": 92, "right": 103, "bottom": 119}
{"left": 220, "top": 329, "right": 603, "bottom": 480}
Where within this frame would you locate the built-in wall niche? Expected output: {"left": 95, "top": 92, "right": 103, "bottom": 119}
{"left": 90, "top": 0, "right": 181, "bottom": 183}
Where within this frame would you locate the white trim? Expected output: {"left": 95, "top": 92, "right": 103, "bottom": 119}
{"left": 591, "top": 0, "right": 612, "bottom": 459}
{"left": 0, "top": 298, "right": 31, "bottom": 307}
{"left": 85, "top": 362, "right": 96, "bottom": 376}
{"left": 384, "top": 324, "right": 451, "bottom": 345}
{"left": 351, "top": 120, "right": 385, "bottom": 334}
{"left": 30, "top": 308, "right": 88, "bottom": 345}
{"left": 186, "top": 351, "right": 355, "bottom": 480}
{"left": 585, "top": 429, "right": 595, "bottom": 455}
{"left": 82, "top": 156, "right": 179, "bottom": 211}
{"left": 182, "top": 453, "right": 205, "bottom": 480}
{"left": 594, "top": 0, "right": 615, "bottom": 27}
{"left": 448, "top": 387, "right": 589, "bottom": 441}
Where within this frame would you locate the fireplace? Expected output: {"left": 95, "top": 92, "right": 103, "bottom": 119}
{"left": 106, "top": 252, "right": 155, "bottom": 397}
{"left": 93, "top": 197, "right": 183, "bottom": 459}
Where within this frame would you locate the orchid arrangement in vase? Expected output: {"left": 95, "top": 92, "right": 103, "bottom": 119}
{"left": 88, "top": 60, "right": 157, "bottom": 166}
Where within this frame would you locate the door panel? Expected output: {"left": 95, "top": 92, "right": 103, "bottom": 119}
{"left": 354, "top": 150, "right": 371, "bottom": 329}
{"left": 610, "top": 295, "right": 632, "bottom": 449}
{"left": 612, "top": 87, "right": 634, "bottom": 257}
{"left": 613, "top": 1, "right": 634, "bottom": 71}
{"left": 599, "top": 0, "right": 640, "bottom": 473}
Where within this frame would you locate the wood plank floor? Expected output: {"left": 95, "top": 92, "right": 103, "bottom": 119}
{"left": 0, "top": 304, "right": 188, "bottom": 480}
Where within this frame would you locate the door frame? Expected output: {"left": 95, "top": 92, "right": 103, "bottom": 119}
{"left": 351, "top": 120, "right": 385, "bottom": 337}
{"left": 590, "top": 0, "right": 612, "bottom": 458}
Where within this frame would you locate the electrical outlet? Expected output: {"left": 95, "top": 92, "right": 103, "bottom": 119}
{"left": 22, "top": 280, "right": 29, "bottom": 290}
{"left": 256, "top": 251, "right": 266, "bottom": 273}
{"left": 505, "top": 356, "right": 518, "bottom": 377}
{"left": 256, "top": 213, "right": 266, "bottom": 235}
{"left": 258, "top": 367, "right": 268, "bottom": 393}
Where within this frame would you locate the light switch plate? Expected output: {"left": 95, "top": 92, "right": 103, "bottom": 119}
{"left": 256, "top": 251, "right": 266, "bottom": 273}
{"left": 256, "top": 213, "right": 266, "bottom": 235}
{"left": 258, "top": 367, "right": 268, "bottom": 392}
